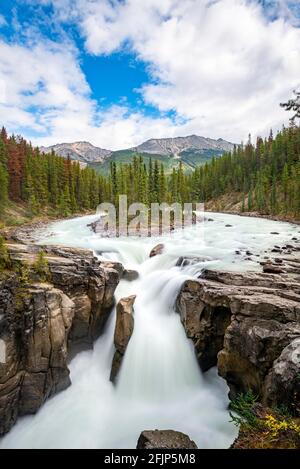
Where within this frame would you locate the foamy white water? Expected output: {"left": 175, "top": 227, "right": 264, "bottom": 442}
{"left": 0, "top": 212, "right": 298, "bottom": 449}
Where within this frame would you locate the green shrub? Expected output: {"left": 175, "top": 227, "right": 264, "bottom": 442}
{"left": 230, "top": 390, "right": 258, "bottom": 427}
{"left": 32, "top": 250, "right": 51, "bottom": 282}
{"left": 15, "top": 262, "right": 31, "bottom": 314}
{"left": 0, "top": 235, "right": 10, "bottom": 271}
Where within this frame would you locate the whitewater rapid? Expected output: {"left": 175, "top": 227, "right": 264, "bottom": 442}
{"left": 0, "top": 212, "right": 298, "bottom": 449}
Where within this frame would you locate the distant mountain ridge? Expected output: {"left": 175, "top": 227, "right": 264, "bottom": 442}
{"left": 130, "top": 135, "right": 234, "bottom": 157}
{"left": 40, "top": 135, "right": 235, "bottom": 174}
{"left": 40, "top": 141, "right": 112, "bottom": 163}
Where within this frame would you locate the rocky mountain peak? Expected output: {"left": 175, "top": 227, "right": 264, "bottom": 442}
{"left": 130, "top": 135, "right": 235, "bottom": 157}
{"left": 40, "top": 141, "right": 112, "bottom": 163}
{"left": 39, "top": 134, "right": 235, "bottom": 167}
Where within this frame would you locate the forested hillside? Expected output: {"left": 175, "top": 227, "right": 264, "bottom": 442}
{"left": 0, "top": 127, "right": 110, "bottom": 223}
{"left": 1, "top": 125, "right": 299, "bottom": 226}
{"left": 105, "top": 125, "right": 300, "bottom": 220}
{"left": 187, "top": 125, "right": 300, "bottom": 218}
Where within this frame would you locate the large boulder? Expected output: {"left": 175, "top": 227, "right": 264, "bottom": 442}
{"left": 110, "top": 295, "right": 136, "bottom": 382}
{"left": 263, "top": 338, "right": 300, "bottom": 410}
{"left": 149, "top": 244, "right": 164, "bottom": 258}
{"left": 137, "top": 430, "right": 198, "bottom": 449}
{"left": 263, "top": 263, "right": 285, "bottom": 274}
{"left": 218, "top": 318, "right": 300, "bottom": 398}
{"left": 123, "top": 269, "right": 139, "bottom": 281}
{"left": 0, "top": 244, "right": 122, "bottom": 435}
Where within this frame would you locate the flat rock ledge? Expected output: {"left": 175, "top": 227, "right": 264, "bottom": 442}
{"left": 0, "top": 244, "right": 122, "bottom": 436}
{"left": 137, "top": 430, "right": 198, "bottom": 449}
{"left": 176, "top": 267, "right": 300, "bottom": 411}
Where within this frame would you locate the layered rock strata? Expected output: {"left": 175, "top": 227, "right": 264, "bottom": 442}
{"left": 0, "top": 244, "right": 121, "bottom": 435}
{"left": 176, "top": 264, "right": 300, "bottom": 411}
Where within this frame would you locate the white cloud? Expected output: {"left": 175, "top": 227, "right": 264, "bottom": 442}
{"left": 57, "top": 0, "right": 300, "bottom": 142}
{"left": 2, "top": 0, "right": 300, "bottom": 148}
{"left": 0, "top": 39, "right": 96, "bottom": 134}
{"left": 264, "top": 1, "right": 300, "bottom": 26}
{"left": 0, "top": 36, "right": 180, "bottom": 149}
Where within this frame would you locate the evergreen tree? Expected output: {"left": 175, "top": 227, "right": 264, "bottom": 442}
{"left": 0, "top": 165, "right": 8, "bottom": 214}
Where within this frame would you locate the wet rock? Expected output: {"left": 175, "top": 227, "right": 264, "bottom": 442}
{"left": 0, "top": 283, "right": 74, "bottom": 434}
{"left": 6, "top": 221, "right": 51, "bottom": 244}
{"left": 0, "top": 244, "right": 121, "bottom": 435}
{"left": 176, "top": 256, "right": 212, "bottom": 267}
{"left": 114, "top": 295, "right": 136, "bottom": 354}
{"left": 123, "top": 269, "right": 139, "bottom": 281}
{"left": 263, "top": 264, "right": 284, "bottom": 274}
{"left": 110, "top": 295, "right": 136, "bottom": 382}
{"left": 136, "top": 430, "right": 198, "bottom": 449}
{"left": 149, "top": 244, "right": 164, "bottom": 258}
{"left": 87, "top": 219, "right": 102, "bottom": 234}
{"left": 176, "top": 267, "right": 300, "bottom": 409}
{"left": 98, "top": 260, "right": 124, "bottom": 278}
{"left": 176, "top": 279, "right": 232, "bottom": 371}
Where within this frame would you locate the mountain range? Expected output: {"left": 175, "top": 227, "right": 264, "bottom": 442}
{"left": 40, "top": 135, "right": 235, "bottom": 174}
{"left": 40, "top": 141, "right": 112, "bottom": 163}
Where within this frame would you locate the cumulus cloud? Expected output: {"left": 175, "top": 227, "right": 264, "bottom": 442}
{"left": 60, "top": 0, "right": 300, "bottom": 142}
{"left": 2, "top": 0, "right": 300, "bottom": 148}
{"left": 0, "top": 37, "right": 181, "bottom": 149}
{"left": 0, "top": 39, "right": 93, "bottom": 133}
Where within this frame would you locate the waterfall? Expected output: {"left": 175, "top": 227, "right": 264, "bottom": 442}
{"left": 1, "top": 212, "right": 298, "bottom": 449}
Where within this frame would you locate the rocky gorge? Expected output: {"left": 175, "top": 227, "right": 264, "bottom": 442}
{"left": 0, "top": 213, "right": 300, "bottom": 448}
{"left": 0, "top": 243, "right": 122, "bottom": 435}
{"left": 176, "top": 265, "right": 300, "bottom": 412}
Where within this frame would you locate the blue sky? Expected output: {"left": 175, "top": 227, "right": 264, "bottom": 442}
{"left": 0, "top": 0, "right": 154, "bottom": 111}
{"left": 0, "top": 0, "right": 299, "bottom": 149}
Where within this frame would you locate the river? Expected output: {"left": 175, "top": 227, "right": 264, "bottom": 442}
{"left": 0, "top": 212, "right": 298, "bottom": 448}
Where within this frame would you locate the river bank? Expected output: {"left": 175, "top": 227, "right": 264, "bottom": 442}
{"left": 0, "top": 210, "right": 95, "bottom": 244}
{"left": 208, "top": 209, "right": 300, "bottom": 226}
{"left": 205, "top": 193, "right": 300, "bottom": 225}
{"left": 4, "top": 205, "right": 300, "bottom": 246}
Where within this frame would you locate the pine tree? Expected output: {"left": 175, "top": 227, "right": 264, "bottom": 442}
{"left": 281, "top": 163, "right": 289, "bottom": 212}
{"left": 0, "top": 134, "right": 8, "bottom": 214}
{"left": 270, "top": 175, "right": 277, "bottom": 215}
{"left": 159, "top": 163, "right": 166, "bottom": 203}
{"left": 0, "top": 167, "right": 8, "bottom": 214}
